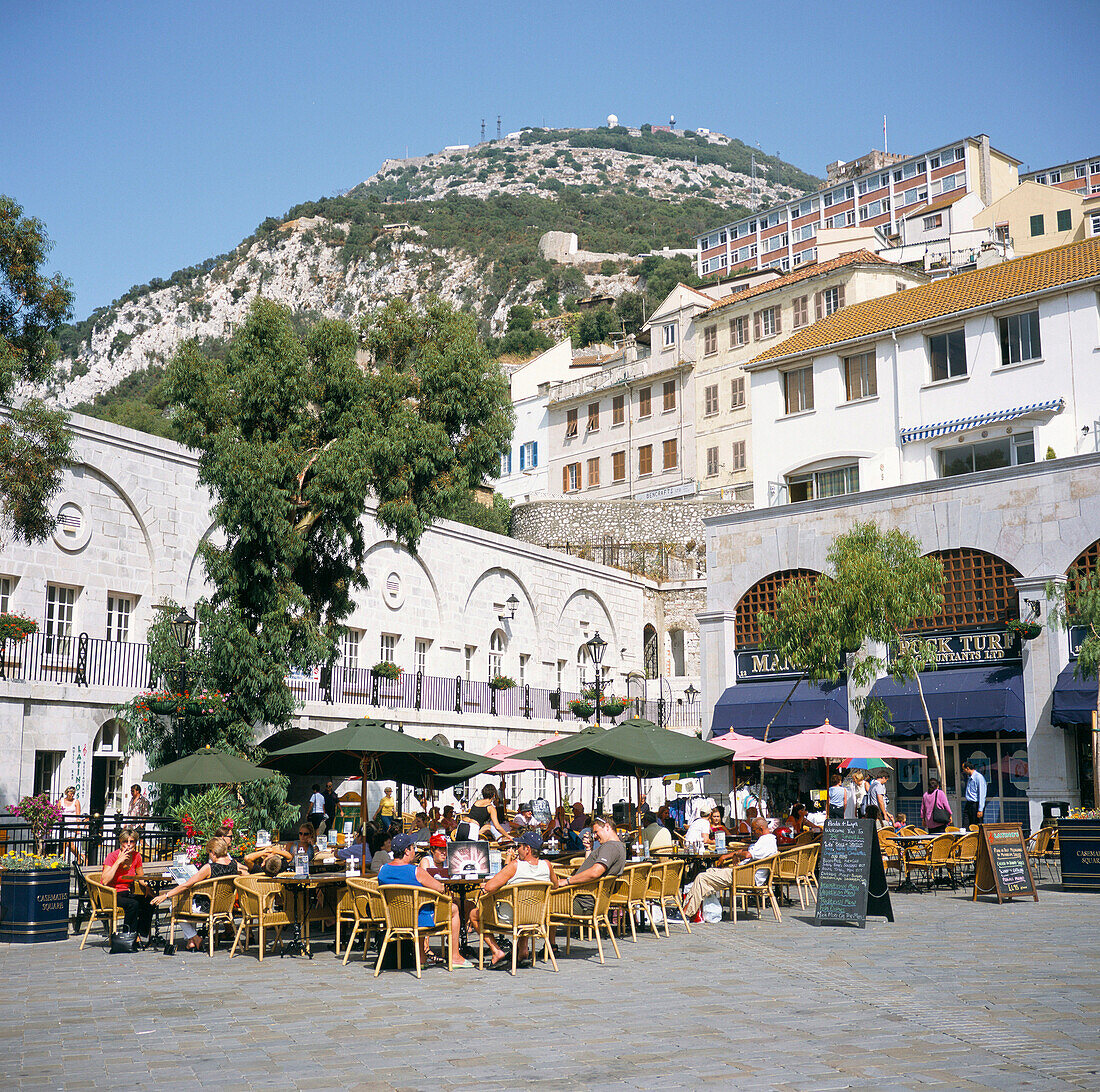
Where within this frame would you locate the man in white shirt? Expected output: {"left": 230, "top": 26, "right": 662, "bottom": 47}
{"left": 682, "top": 818, "right": 779, "bottom": 920}
{"left": 684, "top": 812, "right": 713, "bottom": 847}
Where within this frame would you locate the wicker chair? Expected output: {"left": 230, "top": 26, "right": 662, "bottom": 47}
{"left": 773, "top": 847, "right": 803, "bottom": 907}
{"left": 910, "top": 834, "right": 957, "bottom": 891}
{"left": 726, "top": 854, "right": 781, "bottom": 924}
{"left": 609, "top": 863, "right": 655, "bottom": 942}
{"left": 166, "top": 876, "right": 239, "bottom": 956}
{"left": 374, "top": 884, "right": 454, "bottom": 978}
{"left": 80, "top": 874, "right": 123, "bottom": 950}
{"left": 878, "top": 829, "right": 904, "bottom": 885}
{"left": 946, "top": 832, "right": 979, "bottom": 886}
{"left": 230, "top": 875, "right": 292, "bottom": 961}
{"left": 1026, "top": 827, "right": 1054, "bottom": 882}
{"left": 650, "top": 858, "right": 690, "bottom": 936}
{"left": 548, "top": 875, "right": 620, "bottom": 964}
{"left": 341, "top": 877, "right": 385, "bottom": 965}
{"left": 798, "top": 844, "right": 820, "bottom": 905}
{"left": 476, "top": 881, "right": 556, "bottom": 975}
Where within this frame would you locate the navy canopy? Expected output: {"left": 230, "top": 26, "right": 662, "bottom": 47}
{"left": 868, "top": 665, "right": 1024, "bottom": 737}
{"left": 1051, "top": 662, "right": 1098, "bottom": 727}
{"left": 711, "top": 678, "right": 849, "bottom": 741}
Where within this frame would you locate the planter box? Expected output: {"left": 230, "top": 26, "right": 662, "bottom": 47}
{"left": 1058, "top": 818, "right": 1100, "bottom": 892}
{"left": 0, "top": 867, "right": 71, "bottom": 942}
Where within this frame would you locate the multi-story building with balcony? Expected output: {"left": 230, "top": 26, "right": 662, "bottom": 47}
{"left": 696, "top": 135, "right": 1020, "bottom": 278}
{"left": 692, "top": 251, "right": 929, "bottom": 503}
{"left": 741, "top": 237, "right": 1100, "bottom": 507}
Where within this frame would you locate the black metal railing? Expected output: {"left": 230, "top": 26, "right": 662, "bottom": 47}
{"left": 0, "top": 814, "right": 184, "bottom": 870}
{"left": 1, "top": 632, "right": 702, "bottom": 728}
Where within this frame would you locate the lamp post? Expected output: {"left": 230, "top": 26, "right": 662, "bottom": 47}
{"left": 170, "top": 607, "right": 196, "bottom": 760}
{"left": 586, "top": 631, "right": 607, "bottom": 727}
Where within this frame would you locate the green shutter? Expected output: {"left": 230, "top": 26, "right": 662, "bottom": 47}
{"left": 1030, "top": 214, "right": 1045, "bottom": 237}
{"left": 1057, "top": 209, "right": 1072, "bottom": 232}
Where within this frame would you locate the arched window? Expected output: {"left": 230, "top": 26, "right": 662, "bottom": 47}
{"left": 489, "top": 629, "right": 506, "bottom": 679}
{"left": 670, "top": 629, "right": 686, "bottom": 676}
{"left": 1069, "top": 539, "right": 1100, "bottom": 577}
{"left": 734, "top": 569, "right": 819, "bottom": 649}
{"left": 576, "top": 643, "right": 590, "bottom": 690}
{"left": 910, "top": 548, "right": 1022, "bottom": 632}
{"left": 643, "top": 625, "right": 658, "bottom": 679}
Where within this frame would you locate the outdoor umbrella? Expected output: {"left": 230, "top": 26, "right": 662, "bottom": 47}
{"left": 763, "top": 721, "right": 924, "bottom": 761}
{"left": 709, "top": 731, "right": 774, "bottom": 821}
{"left": 263, "top": 719, "right": 491, "bottom": 873}
{"left": 840, "top": 757, "right": 892, "bottom": 771}
{"left": 143, "top": 746, "right": 278, "bottom": 785}
{"left": 483, "top": 741, "right": 547, "bottom": 774}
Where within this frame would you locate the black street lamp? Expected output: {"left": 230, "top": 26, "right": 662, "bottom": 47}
{"left": 585, "top": 631, "right": 608, "bottom": 727}
{"left": 170, "top": 607, "right": 196, "bottom": 759}
{"left": 685, "top": 683, "right": 699, "bottom": 705}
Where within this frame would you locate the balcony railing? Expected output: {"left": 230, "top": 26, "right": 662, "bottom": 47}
{"left": 0, "top": 632, "right": 702, "bottom": 729}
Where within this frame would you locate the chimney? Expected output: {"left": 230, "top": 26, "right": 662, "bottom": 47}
{"left": 979, "top": 134, "right": 992, "bottom": 206}
{"left": 623, "top": 334, "right": 638, "bottom": 363}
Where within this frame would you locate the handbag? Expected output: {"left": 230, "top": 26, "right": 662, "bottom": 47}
{"left": 110, "top": 929, "right": 139, "bottom": 954}
{"left": 931, "top": 790, "right": 951, "bottom": 825}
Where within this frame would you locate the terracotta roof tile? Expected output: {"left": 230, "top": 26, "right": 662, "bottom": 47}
{"left": 702, "top": 250, "right": 897, "bottom": 315}
{"left": 900, "top": 191, "right": 965, "bottom": 220}
{"left": 748, "top": 237, "right": 1100, "bottom": 367}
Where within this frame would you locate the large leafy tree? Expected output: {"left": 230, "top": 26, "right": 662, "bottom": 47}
{"left": 166, "top": 295, "right": 512, "bottom": 735}
{"left": 759, "top": 521, "right": 946, "bottom": 775}
{"left": 0, "top": 196, "right": 74, "bottom": 544}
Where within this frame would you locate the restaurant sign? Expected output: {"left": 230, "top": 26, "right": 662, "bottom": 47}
{"left": 1069, "top": 625, "right": 1087, "bottom": 659}
{"left": 890, "top": 627, "right": 1021, "bottom": 670}
{"left": 736, "top": 649, "right": 803, "bottom": 680}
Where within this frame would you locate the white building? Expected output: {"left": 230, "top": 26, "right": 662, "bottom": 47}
{"left": 744, "top": 238, "right": 1100, "bottom": 507}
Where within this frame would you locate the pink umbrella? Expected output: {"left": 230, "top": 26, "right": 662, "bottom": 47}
{"left": 484, "top": 741, "right": 547, "bottom": 774}
{"left": 764, "top": 720, "right": 925, "bottom": 761}
{"left": 710, "top": 730, "right": 774, "bottom": 761}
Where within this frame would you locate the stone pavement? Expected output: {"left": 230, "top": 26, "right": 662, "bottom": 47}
{"left": 1, "top": 881, "right": 1098, "bottom": 1091}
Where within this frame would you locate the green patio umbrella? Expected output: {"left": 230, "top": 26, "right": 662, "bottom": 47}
{"left": 143, "top": 746, "right": 278, "bottom": 785}
{"left": 262, "top": 719, "right": 491, "bottom": 871}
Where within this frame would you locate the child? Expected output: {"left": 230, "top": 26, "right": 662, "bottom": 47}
{"left": 894, "top": 812, "right": 908, "bottom": 832}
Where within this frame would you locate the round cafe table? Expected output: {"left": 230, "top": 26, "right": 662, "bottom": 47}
{"left": 441, "top": 875, "right": 483, "bottom": 957}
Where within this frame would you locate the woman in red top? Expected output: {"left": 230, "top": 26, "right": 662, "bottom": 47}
{"left": 102, "top": 826, "right": 153, "bottom": 939}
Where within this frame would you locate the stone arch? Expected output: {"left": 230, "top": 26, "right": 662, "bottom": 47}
{"left": 1067, "top": 538, "right": 1100, "bottom": 577}
{"left": 734, "top": 568, "right": 820, "bottom": 649}
{"left": 78, "top": 462, "right": 157, "bottom": 587}
{"left": 461, "top": 567, "right": 541, "bottom": 642}
{"left": 363, "top": 539, "right": 444, "bottom": 621}
{"left": 912, "top": 547, "right": 1022, "bottom": 632}
{"left": 556, "top": 587, "right": 619, "bottom": 660}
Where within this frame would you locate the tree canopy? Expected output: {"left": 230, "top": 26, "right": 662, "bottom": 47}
{"left": 0, "top": 196, "right": 74, "bottom": 544}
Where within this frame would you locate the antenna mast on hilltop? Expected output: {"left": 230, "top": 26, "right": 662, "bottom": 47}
{"left": 497, "top": 115, "right": 502, "bottom": 140}
{"left": 481, "top": 117, "right": 486, "bottom": 142}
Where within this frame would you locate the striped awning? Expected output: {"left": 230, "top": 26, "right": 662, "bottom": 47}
{"left": 900, "top": 398, "right": 1064, "bottom": 445}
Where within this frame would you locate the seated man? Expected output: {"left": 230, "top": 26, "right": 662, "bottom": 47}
{"left": 470, "top": 830, "right": 559, "bottom": 967}
{"left": 410, "top": 813, "right": 432, "bottom": 843}
{"left": 556, "top": 815, "right": 626, "bottom": 916}
{"left": 642, "top": 810, "right": 674, "bottom": 853}
{"left": 510, "top": 801, "right": 536, "bottom": 829}
{"left": 377, "top": 832, "right": 473, "bottom": 968}
{"left": 682, "top": 818, "right": 779, "bottom": 922}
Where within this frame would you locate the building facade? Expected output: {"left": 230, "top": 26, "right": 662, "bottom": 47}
{"left": 693, "top": 251, "right": 928, "bottom": 503}
{"left": 972, "top": 181, "right": 1087, "bottom": 257}
{"left": 696, "top": 135, "right": 1020, "bottom": 277}
{"left": 1021, "top": 155, "right": 1100, "bottom": 197}
{"left": 699, "top": 452, "right": 1100, "bottom": 832}
{"left": 743, "top": 239, "right": 1100, "bottom": 507}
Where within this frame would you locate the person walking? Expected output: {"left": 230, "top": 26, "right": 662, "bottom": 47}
{"left": 921, "top": 777, "right": 953, "bottom": 833}
{"left": 306, "top": 785, "right": 326, "bottom": 833}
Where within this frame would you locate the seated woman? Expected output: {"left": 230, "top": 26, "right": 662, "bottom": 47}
{"left": 775, "top": 803, "right": 820, "bottom": 846}
{"left": 152, "top": 836, "right": 246, "bottom": 951}
{"left": 466, "top": 784, "right": 508, "bottom": 841}
{"left": 286, "top": 822, "right": 317, "bottom": 862}
{"left": 101, "top": 826, "right": 154, "bottom": 941}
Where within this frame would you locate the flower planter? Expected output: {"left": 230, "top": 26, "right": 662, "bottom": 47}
{"left": 0, "top": 867, "right": 71, "bottom": 943}
{"left": 146, "top": 696, "right": 180, "bottom": 715}
{"left": 569, "top": 702, "right": 594, "bottom": 721}
{"left": 1057, "top": 818, "right": 1100, "bottom": 892}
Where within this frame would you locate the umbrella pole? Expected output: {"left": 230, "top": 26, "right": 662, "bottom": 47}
{"left": 359, "top": 754, "right": 369, "bottom": 877}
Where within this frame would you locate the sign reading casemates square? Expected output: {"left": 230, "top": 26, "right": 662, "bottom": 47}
{"left": 890, "top": 628, "right": 1022, "bottom": 670}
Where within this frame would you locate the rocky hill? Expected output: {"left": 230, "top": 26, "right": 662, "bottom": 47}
{"left": 47, "top": 124, "right": 820, "bottom": 412}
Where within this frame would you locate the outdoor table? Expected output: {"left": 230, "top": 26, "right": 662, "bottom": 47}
{"left": 138, "top": 866, "right": 176, "bottom": 945}
{"left": 669, "top": 846, "right": 745, "bottom": 885}
{"left": 275, "top": 872, "right": 348, "bottom": 958}
{"left": 441, "top": 876, "right": 483, "bottom": 957}
{"left": 892, "top": 832, "right": 967, "bottom": 893}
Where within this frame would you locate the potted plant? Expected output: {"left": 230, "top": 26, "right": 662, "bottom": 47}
{"left": 1058, "top": 806, "right": 1100, "bottom": 892}
{"left": 489, "top": 675, "right": 516, "bottom": 691}
{"left": 568, "top": 699, "right": 594, "bottom": 720}
{"left": 370, "top": 661, "right": 402, "bottom": 681}
{"left": 1006, "top": 619, "right": 1042, "bottom": 641}
{"left": 1, "top": 794, "right": 70, "bottom": 943}
{"left": 0, "top": 613, "right": 37, "bottom": 643}
{"left": 600, "top": 698, "right": 627, "bottom": 718}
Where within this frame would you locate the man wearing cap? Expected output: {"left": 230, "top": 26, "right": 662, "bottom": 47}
{"left": 557, "top": 815, "right": 625, "bottom": 916}
{"left": 420, "top": 833, "right": 450, "bottom": 878}
{"left": 470, "top": 830, "right": 557, "bottom": 968}
{"left": 377, "top": 832, "right": 474, "bottom": 968}
{"left": 511, "top": 802, "right": 536, "bottom": 828}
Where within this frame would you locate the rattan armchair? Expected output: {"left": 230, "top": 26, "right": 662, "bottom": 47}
{"left": 374, "top": 884, "right": 454, "bottom": 978}
{"left": 1026, "top": 827, "right": 1054, "bottom": 882}
{"left": 609, "top": 863, "right": 655, "bottom": 942}
{"left": 644, "top": 859, "right": 690, "bottom": 936}
{"left": 341, "top": 877, "right": 385, "bottom": 965}
{"left": 230, "top": 875, "right": 292, "bottom": 961}
{"left": 548, "top": 875, "right": 620, "bottom": 964}
{"left": 476, "top": 881, "right": 556, "bottom": 975}
{"left": 946, "top": 832, "right": 979, "bottom": 886}
{"left": 166, "top": 875, "right": 239, "bottom": 956}
{"left": 726, "top": 854, "right": 781, "bottom": 923}
{"left": 80, "top": 874, "right": 123, "bottom": 950}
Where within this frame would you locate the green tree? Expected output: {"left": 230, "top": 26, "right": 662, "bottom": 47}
{"left": 0, "top": 196, "right": 74, "bottom": 544}
{"left": 1047, "top": 562, "right": 1100, "bottom": 805}
{"left": 758, "top": 521, "right": 946, "bottom": 775}
{"left": 165, "top": 295, "right": 512, "bottom": 738}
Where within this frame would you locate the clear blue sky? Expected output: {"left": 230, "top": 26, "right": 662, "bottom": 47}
{"left": 4, "top": 0, "right": 1097, "bottom": 319}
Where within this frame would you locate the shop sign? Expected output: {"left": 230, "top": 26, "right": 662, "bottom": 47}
{"left": 890, "top": 627, "right": 1021, "bottom": 670}
{"left": 1069, "top": 625, "right": 1087, "bottom": 659}
{"left": 735, "top": 649, "right": 802, "bottom": 680}
{"left": 636, "top": 480, "right": 696, "bottom": 501}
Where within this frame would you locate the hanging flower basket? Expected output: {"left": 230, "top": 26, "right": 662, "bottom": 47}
{"left": 0, "top": 613, "right": 37, "bottom": 644}
{"left": 145, "top": 695, "right": 181, "bottom": 715}
{"left": 489, "top": 675, "right": 516, "bottom": 691}
{"left": 371, "top": 661, "right": 402, "bottom": 681}
{"left": 568, "top": 700, "right": 595, "bottom": 721}
{"left": 1006, "top": 619, "right": 1042, "bottom": 641}
{"left": 600, "top": 699, "right": 627, "bottom": 718}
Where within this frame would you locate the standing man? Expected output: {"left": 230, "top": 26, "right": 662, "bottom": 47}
{"left": 322, "top": 780, "right": 340, "bottom": 836}
{"left": 307, "top": 784, "right": 326, "bottom": 833}
{"left": 962, "top": 760, "right": 987, "bottom": 828}
{"left": 868, "top": 772, "right": 893, "bottom": 829}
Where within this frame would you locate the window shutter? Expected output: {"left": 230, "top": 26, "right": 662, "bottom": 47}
{"left": 532, "top": 442, "right": 537, "bottom": 467}
{"left": 837, "top": 285, "right": 845, "bottom": 309}
{"left": 753, "top": 312, "right": 761, "bottom": 340}
{"left": 519, "top": 446, "right": 525, "bottom": 471}
{"left": 815, "top": 292, "right": 822, "bottom": 321}
{"left": 774, "top": 308, "right": 781, "bottom": 334}
{"left": 562, "top": 466, "right": 569, "bottom": 493}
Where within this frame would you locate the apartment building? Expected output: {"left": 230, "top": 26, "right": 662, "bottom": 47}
{"left": 696, "top": 135, "right": 1020, "bottom": 278}
{"left": 693, "top": 251, "right": 929, "bottom": 502}
{"left": 741, "top": 238, "right": 1100, "bottom": 506}
{"left": 972, "top": 182, "right": 1087, "bottom": 257}
{"left": 1021, "top": 155, "right": 1100, "bottom": 197}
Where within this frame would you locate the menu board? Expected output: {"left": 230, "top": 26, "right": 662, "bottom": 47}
{"left": 973, "top": 823, "right": 1038, "bottom": 903}
{"left": 815, "top": 819, "right": 893, "bottom": 927}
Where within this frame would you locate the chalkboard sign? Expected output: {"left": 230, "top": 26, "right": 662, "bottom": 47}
{"left": 973, "top": 823, "right": 1038, "bottom": 903}
{"left": 815, "top": 818, "right": 893, "bottom": 928}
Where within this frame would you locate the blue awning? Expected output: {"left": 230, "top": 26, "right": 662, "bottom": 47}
{"left": 868, "top": 665, "right": 1024, "bottom": 737}
{"left": 899, "top": 398, "right": 1063, "bottom": 445}
{"left": 711, "top": 678, "right": 849, "bottom": 741}
{"left": 1051, "top": 662, "right": 1097, "bottom": 727}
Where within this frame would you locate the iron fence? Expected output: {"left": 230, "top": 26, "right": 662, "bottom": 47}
{"left": 0, "top": 630, "right": 155, "bottom": 689}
